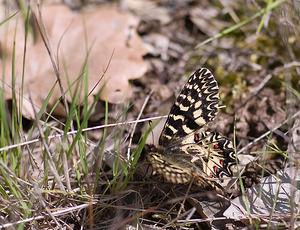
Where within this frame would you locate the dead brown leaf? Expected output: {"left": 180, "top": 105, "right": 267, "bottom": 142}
{"left": 0, "top": 4, "right": 147, "bottom": 118}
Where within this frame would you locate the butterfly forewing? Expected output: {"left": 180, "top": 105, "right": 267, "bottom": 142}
{"left": 159, "top": 68, "right": 219, "bottom": 147}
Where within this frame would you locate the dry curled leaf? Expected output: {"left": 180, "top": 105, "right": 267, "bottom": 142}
{"left": 0, "top": 4, "right": 147, "bottom": 118}
{"left": 224, "top": 167, "right": 300, "bottom": 227}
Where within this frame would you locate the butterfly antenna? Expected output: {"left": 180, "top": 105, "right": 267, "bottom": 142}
{"left": 218, "top": 105, "right": 226, "bottom": 109}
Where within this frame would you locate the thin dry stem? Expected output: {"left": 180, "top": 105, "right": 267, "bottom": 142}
{"left": 33, "top": 3, "right": 71, "bottom": 119}
{"left": 127, "top": 90, "right": 153, "bottom": 160}
{"left": 0, "top": 115, "right": 168, "bottom": 152}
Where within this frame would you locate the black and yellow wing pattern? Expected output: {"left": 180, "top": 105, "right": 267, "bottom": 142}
{"left": 146, "top": 68, "right": 237, "bottom": 189}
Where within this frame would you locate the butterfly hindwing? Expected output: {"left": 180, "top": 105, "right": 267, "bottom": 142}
{"left": 160, "top": 130, "right": 236, "bottom": 181}
{"left": 181, "top": 130, "right": 236, "bottom": 178}
{"left": 159, "top": 68, "right": 219, "bottom": 147}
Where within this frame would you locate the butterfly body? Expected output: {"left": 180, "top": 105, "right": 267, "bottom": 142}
{"left": 146, "top": 68, "right": 237, "bottom": 189}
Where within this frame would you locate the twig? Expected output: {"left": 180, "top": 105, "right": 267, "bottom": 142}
{"left": 251, "top": 61, "right": 300, "bottom": 97}
{"left": 237, "top": 109, "right": 300, "bottom": 154}
{"left": 240, "top": 61, "right": 300, "bottom": 117}
{"left": 0, "top": 203, "right": 92, "bottom": 229}
{"left": 249, "top": 73, "right": 272, "bottom": 96}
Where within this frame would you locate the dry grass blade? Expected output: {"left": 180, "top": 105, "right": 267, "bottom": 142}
{"left": 33, "top": 4, "right": 70, "bottom": 118}
{"left": 0, "top": 115, "right": 168, "bottom": 152}
{"left": 127, "top": 90, "right": 153, "bottom": 160}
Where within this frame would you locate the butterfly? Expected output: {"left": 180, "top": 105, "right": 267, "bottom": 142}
{"left": 146, "top": 68, "right": 237, "bottom": 189}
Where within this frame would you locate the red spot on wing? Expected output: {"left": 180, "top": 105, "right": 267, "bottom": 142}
{"left": 220, "top": 160, "right": 224, "bottom": 165}
{"left": 214, "top": 144, "right": 219, "bottom": 149}
{"left": 194, "top": 134, "right": 199, "bottom": 142}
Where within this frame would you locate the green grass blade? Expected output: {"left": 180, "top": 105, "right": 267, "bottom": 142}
{"left": 0, "top": 11, "right": 18, "bottom": 27}
{"left": 196, "top": 0, "right": 285, "bottom": 48}
{"left": 256, "top": 0, "right": 274, "bottom": 34}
